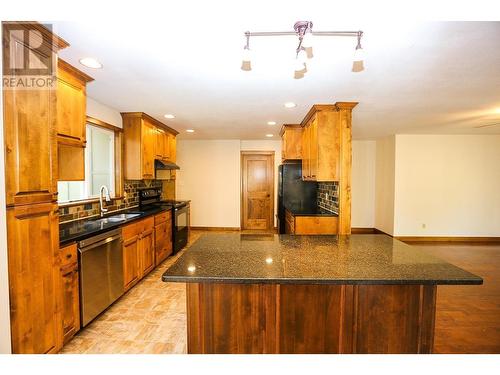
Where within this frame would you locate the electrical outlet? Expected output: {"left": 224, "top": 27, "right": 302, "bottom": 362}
{"left": 422, "top": 223, "right": 426, "bottom": 229}
{"left": 325, "top": 192, "right": 329, "bottom": 200}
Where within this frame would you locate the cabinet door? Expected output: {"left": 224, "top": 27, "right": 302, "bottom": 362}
{"left": 155, "top": 217, "right": 173, "bottom": 265}
{"left": 3, "top": 34, "right": 57, "bottom": 206}
{"left": 155, "top": 128, "right": 165, "bottom": 159}
{"left": 56, "top": 66, "right": 86, "bottom": 145}
{"left": 139, "top": 229, "right": 155, "bottom": 277}
{"left": 141, "top": 121, "right": 155, "bottom": 179}
{"left": 301, "top": 126, "right": 310, "bottom": 180}
{"left": 282, "top": 127, "right": 302, "bottom": 160}
{"left": 7, "top": 203, "right": 61, "bottom": 353}
{"left": 60, "top": 263, "right": 80, "bottom": 344}
{"left": 123, "top": 235, "right": 140, "bottom": 291}
{"left": 309, "top": 117, "right": 319, "bottom": 180}
{"left": 168, "top": 133, "right": 176, "bottom": 162}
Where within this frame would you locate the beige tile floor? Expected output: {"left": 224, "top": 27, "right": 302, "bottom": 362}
{"left": 61, "top": 230, "right": 208, "bottom": 354}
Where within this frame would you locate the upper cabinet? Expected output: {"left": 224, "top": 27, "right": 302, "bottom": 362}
{"left": 280, "top": 125, "right": 303, "bottom": 161}
{"left": 301, "top": 105, "right": 340, "bottom": 182}
{"left": 56, "top": 59, "right": 93, "bottom": 181}
{"left": 56, "top": 59, "right": 93, "bottom": 146}
{"left": 121, "top": 112, "right": 178, "bottom": 180}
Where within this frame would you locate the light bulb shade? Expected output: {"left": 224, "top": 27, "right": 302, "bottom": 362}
{"left": 301, "top": 31, "right": 313, "bottom": 48}
{"left": 353, "top": 46, "right": 364, "bottom": 62}
{"left": 294, "top": 59, "right": 307, "bottom": 73}
{"left": 241, "top": 60, "right": 252, "bottom": 71}
{"left": 242, "top": 47, "right": 251, "bottom": 62}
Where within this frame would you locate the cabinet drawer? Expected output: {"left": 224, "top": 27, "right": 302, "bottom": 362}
{"left": 294, "top": 216, "right": 338, "bottom": 235}
{"left": 122, "top": 221, "right": 140, "bottom": 240}
{"left": 139, "top": 216, "right": 154, "bottom": 232}
{"left": 60, "top": 243, "right": 78, "bottom": 268}
{"left": 154, "top": 210, "right": 171, "bottom": 225}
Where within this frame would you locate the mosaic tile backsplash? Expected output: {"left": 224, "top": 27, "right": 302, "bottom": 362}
{"left": 58, "top": 180, "right": 163, "bottom": 224}
{"left": 317, "top": 182, "right": 339, "bottom": 214}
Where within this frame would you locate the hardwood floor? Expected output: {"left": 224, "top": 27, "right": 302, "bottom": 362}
{"left": 61, "top": 233, "right": 500, "bottom": 354}
{"left": 406, "top": 241, "right": 500, "bottom": 354}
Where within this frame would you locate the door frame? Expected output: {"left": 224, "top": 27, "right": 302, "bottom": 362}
{"left": 240, "top": 151, "right": 275, "bottom": 230}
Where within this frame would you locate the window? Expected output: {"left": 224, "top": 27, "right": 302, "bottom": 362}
{"left": 58, "top": 123, "right": 116, "bottom": 203}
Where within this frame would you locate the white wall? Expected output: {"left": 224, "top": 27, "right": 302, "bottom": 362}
{"left": 175, "top": 140, "right": 282, "bottom": 228}
{"left": 352, "top": 141, "right": 376, "bottom": 228}
{"left": 175, "top": 140, "right": 241, "bottom": 227}
{"left": 240, "top": 140, "right": 282, "bottom": 227}
{"left": 0, "top": 46, "right": 12, "bottom": 353}
{"left": 394, "top": 135, "right": 500, "bottom": 237}
{"left": 375, "top": 136, "right": 396, "bottom": 235}
{"left": 87, "top": 97, "right": 122, "bottom": 128}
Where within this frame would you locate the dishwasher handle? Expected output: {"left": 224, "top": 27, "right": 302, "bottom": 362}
{"left": 79, "top": 234, "right": 122, "bottom": 253}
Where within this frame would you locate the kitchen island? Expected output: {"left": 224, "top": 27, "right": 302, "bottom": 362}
{"left": 162, "top": 233, "right": 482, "bottom": 354}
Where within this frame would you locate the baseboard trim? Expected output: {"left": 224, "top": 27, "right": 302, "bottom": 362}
{"left": 191, "top": 226, "right": 241, "bottom": 231}
{"left": 395, "top": 236, "right": 500, "bottom": 243}
{"left": 351, "top": 228, "right": 377, "bottom": 234}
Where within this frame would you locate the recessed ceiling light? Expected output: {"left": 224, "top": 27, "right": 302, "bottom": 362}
{"left": 284, "top": 102, "right": 297, "bottom": 108}
{"left": 494, "top": 107, "right": 500, "bottom": 114}
{"left": 267, "top": 121, "right": 277, "bottom": 126}
{"left": 266, "top": 134, "right": 273, "bottom": 138}
{"left": 187, "top": 265, "right": 196, "bottom": 272}
{"left": 186, "top": 129, "right": 195, "bottom": 133}
{"left": 79, "top": 57, "right": 102, "bottom": 69}
{"left": 164, "top": 114, "right": 175, "bottom": 119}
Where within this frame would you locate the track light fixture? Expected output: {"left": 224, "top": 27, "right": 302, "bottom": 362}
{"left": 241, "top": 21, "right": 364, "bottom": 78}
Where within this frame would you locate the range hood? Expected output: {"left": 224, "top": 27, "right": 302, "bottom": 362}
{"left": 155, "top": 159, "right": 180, "bottom": 170}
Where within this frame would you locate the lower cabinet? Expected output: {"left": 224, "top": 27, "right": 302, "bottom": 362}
{"left": 285, "top": 209, "right": 338, "bottom": 235}
{"left": 122, "top": 216, "right": 156, "bottom": 292}
{"left": 7, "top": 203, "right": 62, "bottom": 354}
{"left": 59, "top": 243, "right": 80, "bottom": 344}
{"left": 154, "top": 211, "right": 173, "bottom": 265}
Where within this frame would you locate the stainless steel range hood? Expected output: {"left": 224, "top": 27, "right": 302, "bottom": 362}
{"left": 155, "top": 159, "right": 180, "bottom": 170}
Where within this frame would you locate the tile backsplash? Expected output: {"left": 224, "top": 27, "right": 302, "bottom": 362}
{"left": 58, "top": 180, "right": 163, "bottom": 224}
{"left": 317, "top": 182, "right": 339, "bottom": 214}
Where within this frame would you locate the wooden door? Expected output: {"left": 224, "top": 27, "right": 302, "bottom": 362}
{"left": 7, "top": 203, "right": 62, "bottom": 353}
{"left": 139, "top": 228, "right": 155, "bottom": 277}
{"left": 123, "top": 235, "right": 140, "bottom": 291}
{"left": 3, "top": 32, "right": 57, "bottom": 206}
{"left": 141, "top": 120, "right": 155, "bottom": 179}
{"left": 241, "top": 152, "right": 274, "bottom": 230}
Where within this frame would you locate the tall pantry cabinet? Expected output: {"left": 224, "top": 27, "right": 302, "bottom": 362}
{"left": 2, "top": 23, "right": 68, "bottom": 353}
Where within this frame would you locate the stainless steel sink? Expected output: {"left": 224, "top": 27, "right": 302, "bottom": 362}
{"left": 95, "top": 213, "right": 141, "bottom": 224}
{"left": 107, "top": 213, "right": 141, "bottom": 220}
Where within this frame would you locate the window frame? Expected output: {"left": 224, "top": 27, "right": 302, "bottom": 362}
{"left": 58, "top": 116, "right": 124, "bottom": 206}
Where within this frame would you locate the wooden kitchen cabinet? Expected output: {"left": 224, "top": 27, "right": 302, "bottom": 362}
{"left": 139, "top": 227, "right": 155, "bottom": 277}
{"left": 155, "top": 211, "right": 173, "bottom": 265}
{"left": 7, "top": 202, "right": 62, "bottom": 353}
{"left": 56, "top": 59, "right": 93, "bottom": 181}
{"left": 280, "top": 125, "right": 303, "bottom": 161}
{"left": 285, "top": 209, "right": 338, "bottom": 235}
{"left": 122, "top": 216, "right": 156, "bottom": 291}
{"left": 122, "top": 112, "right": 179, "bottom": 180}
{"left": 301, "top": 105, "right": 340, "bottom": 182}
{"left": 59, "top": 243, "right": 80, "bottom": 344}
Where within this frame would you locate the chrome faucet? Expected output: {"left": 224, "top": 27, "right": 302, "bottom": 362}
{"left": 99, "top": 185, "right": 111, "bottom": 217}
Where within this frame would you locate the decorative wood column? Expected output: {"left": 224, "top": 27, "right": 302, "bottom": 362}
{"left": 335, "top": 102, "right": 358, "bottom": 235}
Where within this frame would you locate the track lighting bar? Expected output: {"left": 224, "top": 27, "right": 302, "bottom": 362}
{"left": 241, "top": 21, "right": 364, "bottom": 78}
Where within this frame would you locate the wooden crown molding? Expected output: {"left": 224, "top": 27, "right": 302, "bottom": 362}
{"left": 2, "top": 21, "right": 69, "bottom": 51}
{"left": 279, "top": 124, "right": 302, "bottom": 137}
{"left": 334, "top": 102, "right": 358, "bottom": 110}
{"left": 120, "top": 112, "right": 179, "bottom": 135}
{"left": 300, "top": 104, "right": 338, "bottom": 127}
{"left": 58, "top": 58, "right": 94, "bottom": 83}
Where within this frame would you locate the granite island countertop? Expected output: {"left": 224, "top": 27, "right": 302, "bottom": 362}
{"left": 162, "top": 233, "right": 483, "bottom": 285}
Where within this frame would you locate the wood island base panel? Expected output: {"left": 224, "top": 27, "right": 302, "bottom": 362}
{"left": 186, "top": 283, "right": 436, "bottom": 354}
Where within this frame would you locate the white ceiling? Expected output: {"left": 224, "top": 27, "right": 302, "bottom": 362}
{"left": 53, "top": 7, "right": 500, "bottom": 140}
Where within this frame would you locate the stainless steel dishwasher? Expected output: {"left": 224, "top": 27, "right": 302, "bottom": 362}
{"left": 78, "top": 228, "right": 124, "bottom": 327}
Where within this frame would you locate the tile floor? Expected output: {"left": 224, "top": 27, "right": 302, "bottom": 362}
{"left": 61, "top": 230, "right": 207, "bottom": 354}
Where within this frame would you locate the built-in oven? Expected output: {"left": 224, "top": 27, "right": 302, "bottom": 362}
{"left": 173, "top": 202, "right": 189, "bottom": 254}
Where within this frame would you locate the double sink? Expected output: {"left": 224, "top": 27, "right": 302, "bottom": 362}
{"left": 93, "top": 213, "right": 141, "bottom": 225}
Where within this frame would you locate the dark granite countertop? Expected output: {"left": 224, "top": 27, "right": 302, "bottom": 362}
{"left": 285, "top": 205, "right": 338, "bottom": 217}
{"left": 162, "top": 233, "right": 483, "bottom": 285}
{"left": 59, "top": 205, "right": 173, "bottom": 246}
